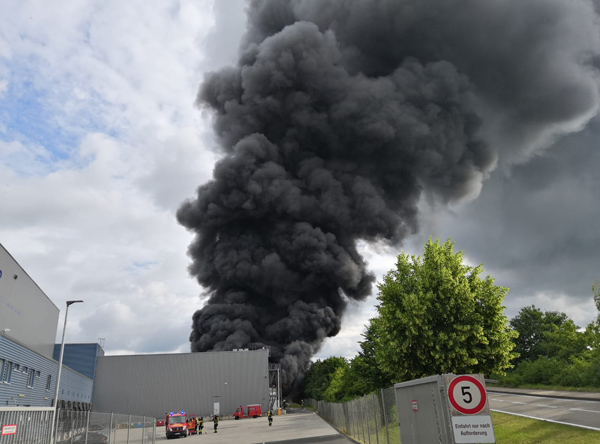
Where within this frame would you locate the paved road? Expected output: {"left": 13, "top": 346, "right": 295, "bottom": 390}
{"left": 488, "top": 390, "right": 600, "bottom": 431}
{"left": 154, "top": 410, "right": 355, "bottom": 444}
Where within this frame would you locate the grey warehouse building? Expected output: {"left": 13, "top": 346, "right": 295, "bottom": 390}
{"left": 2, "top": 242, "right": 272, "bottom": 418}
{"left": 92, "top": 348, "right": 270, "bottom": 418}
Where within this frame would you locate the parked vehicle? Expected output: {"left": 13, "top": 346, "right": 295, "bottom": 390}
{"left": 165, "top": 411, "right": 188, "bottom": 439}
{"left": 234, "top": 404, "right": 262, "bottom": 419}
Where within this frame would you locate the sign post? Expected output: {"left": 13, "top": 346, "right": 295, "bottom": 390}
{"left": 445, "top": 374, "right": 495, "bottom": 443}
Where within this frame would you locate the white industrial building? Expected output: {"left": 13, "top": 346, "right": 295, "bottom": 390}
{"left": 0, "top": 243, "right": 94, "bottom": 409}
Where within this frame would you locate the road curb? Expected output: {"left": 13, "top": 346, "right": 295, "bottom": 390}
{"left": 487, "top": 386, "right": 600, "bottom": 402}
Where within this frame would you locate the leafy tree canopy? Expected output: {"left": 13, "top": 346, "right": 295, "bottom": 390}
{"left": 510, "top": 305, "right": 589, "bottom": 364}
{"left": 303, "top": 357, "right": 347, "bottom": 401}
{"left": 374, "top": 238, "right": 517, "bottom": 382}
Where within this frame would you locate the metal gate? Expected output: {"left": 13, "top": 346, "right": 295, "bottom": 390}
{"left": 0, "top": 407, "right": 53, "bottom": 444}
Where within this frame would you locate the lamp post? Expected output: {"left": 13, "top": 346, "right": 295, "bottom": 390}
{"left": 50, "top": 300, "right": 83, "bottom": 444}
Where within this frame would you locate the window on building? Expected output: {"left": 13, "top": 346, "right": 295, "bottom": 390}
{"left": 27, "top": 369, "right": 35, "bottom": 388}
{"left": 2, "top": 361, "right": 13, "bottom": 383}
{"left": 46, "top": 375, "right": 52, "bottom": 391}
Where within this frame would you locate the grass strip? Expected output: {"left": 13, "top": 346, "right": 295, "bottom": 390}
{"left": 492, "top": 411, "right": 600, "bottom": 443}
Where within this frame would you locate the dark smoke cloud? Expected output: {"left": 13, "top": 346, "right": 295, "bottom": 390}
{"left": 178, "top": 0, "right": 600, "bottom": 384}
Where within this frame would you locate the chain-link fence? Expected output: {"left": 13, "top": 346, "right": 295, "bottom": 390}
{"left": 307, "top": 386, "right": 401, "bottom": 444}
{"left": 0, "top": 408, "right": 157, "bottom": 444}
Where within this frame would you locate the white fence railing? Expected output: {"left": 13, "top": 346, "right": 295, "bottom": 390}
{"left": 0, "top": 408, "right": 157, "bottom": 444}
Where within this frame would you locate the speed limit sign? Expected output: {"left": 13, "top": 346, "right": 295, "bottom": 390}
{"left": 447, "top": 375, "right": 487, "bottom": 415}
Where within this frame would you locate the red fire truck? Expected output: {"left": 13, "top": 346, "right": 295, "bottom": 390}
{"left": 165, "top": 411, "right": 188, "bottom": 439}
{"left": 234, "top": 404, "right": 262, "bottom": 419}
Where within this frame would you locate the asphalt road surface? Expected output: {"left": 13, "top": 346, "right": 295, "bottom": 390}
{"left": 154, "top": 410, "right": 355, "bottom": 444}
{"left": 489, "top": 391, "right": 600, "bottom": 431}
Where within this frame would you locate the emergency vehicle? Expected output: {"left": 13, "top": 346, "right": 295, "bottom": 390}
{"left": 165, "top": 411, "right": 187, "bottom": 439}
{"left": 234, "top": 404, "right": 262, "bottom": 419}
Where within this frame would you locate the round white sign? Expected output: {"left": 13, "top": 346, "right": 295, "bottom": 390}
{"left": 448, "top": 375, "right": 487, "bottom": 415}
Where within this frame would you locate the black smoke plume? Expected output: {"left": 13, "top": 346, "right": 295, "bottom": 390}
{"left": 178, "top": 0, "right": 600, "bottom": 384}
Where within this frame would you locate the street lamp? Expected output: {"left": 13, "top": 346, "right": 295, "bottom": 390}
{"left": 50, "top": 300, "right": 83, "bottom": 444}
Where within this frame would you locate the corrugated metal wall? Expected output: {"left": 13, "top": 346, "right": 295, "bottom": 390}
{"left": 53, "top": 343, "right": 104, "bottom": 381}
{"left": 92, "top": 349, "right": 269, "bottom": 418}
{"left": 0, "top": 243, "right": 59, "bottom": 359}
{"left": 0, "top": 335, "right": 94, "bottom": 407}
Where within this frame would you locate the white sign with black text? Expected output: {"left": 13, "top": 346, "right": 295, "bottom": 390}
{"left": 445, "top": 374, "right": 496, "bottom": 444}
{"left": 451, "top": 415, "right": 495, "bottom": 443}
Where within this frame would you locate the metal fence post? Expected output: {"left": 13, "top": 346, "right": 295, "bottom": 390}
{"left": 84, "top": 410, "right": 90, "bottom": 444}
{"left": 381, "top": 389, "right": 390, "bottom": 444}
{"left": 54, "top": 408, "right": 61, "bottom": 444}
{"left": 142, "top": 415, "right": 145, "bottom": 444}
{"left": 109, "top": 413, "right": 114, "bottom": 444}
{"left": 363, "top": 397, "right": 371, "bottom": 444}
{"left": 353, "top": 400, "right": 358, "bottom": 441}
{"left": 372, "top": 393, "right": 380, "bottom": 444}
{"left": 344, "top": 402, "right": 350, "bottom": 436}
{"left": 127, "top": 413, "right": 131, "bottom": 444}
{"left": 359, "top": 399, "right": 365, "bottom": 443}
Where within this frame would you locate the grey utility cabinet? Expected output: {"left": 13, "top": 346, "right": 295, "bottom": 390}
{"left": 394, "top": 374, "right": 495, "bottom": 444}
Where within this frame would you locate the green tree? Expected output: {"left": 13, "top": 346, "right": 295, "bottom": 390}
{"left": 303, "top": 357, "right": 347, "bottom": 401}
{"left": 353, "top": 320, "right": 395, "bottom": 391}
{"left": 323, "top": 365, "right": 349, "bottom": 402}
{"left": 510, "top": 306, "right": 587, "bottom": 364}
{"left": 510, "top": 306, "right": 569, "bottom": 364}
{"left": 374, "top": 238, "right": 517, "bottom": 382}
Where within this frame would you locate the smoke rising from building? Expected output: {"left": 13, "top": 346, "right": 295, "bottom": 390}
{"left": 177, "top": 0, "right": 600, "bottom": 384}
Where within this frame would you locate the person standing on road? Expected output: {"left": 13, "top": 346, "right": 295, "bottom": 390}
{"left": 198, "top": 416, "right": 204, "bottom": 434}
{"left": 213, "top": 414, "right": 219, "bottom": 433}
{"left": 268, "top": 410, "right": 273, "bottom": 426}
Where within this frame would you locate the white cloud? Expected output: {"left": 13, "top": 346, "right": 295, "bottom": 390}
{"left": 0, "top": 0, "right": 220, "bottom": 354}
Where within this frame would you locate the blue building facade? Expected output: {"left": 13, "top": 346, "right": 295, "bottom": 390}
{"left": 53, "top": 343, "right": 105, "bottom": 381}
{"left": 0, "top": 334, "right": 93, "bottom": 408}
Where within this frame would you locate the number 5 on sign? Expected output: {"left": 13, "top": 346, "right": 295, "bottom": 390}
{"left": 445, "top": 374, "right": 495, "bottom": 443}
{"left": 448, "top": 375, "right": 486, "bottom": 415}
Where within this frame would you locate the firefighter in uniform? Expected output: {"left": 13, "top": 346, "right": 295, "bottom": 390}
{"left": 213, "top": 415, "right": 219, "bottom": 433}
{"left": 268, "top": 410, "right": 273, "bottom": 426}
{"left": 197, "top": 416, "right": 204, "bottom": 434}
